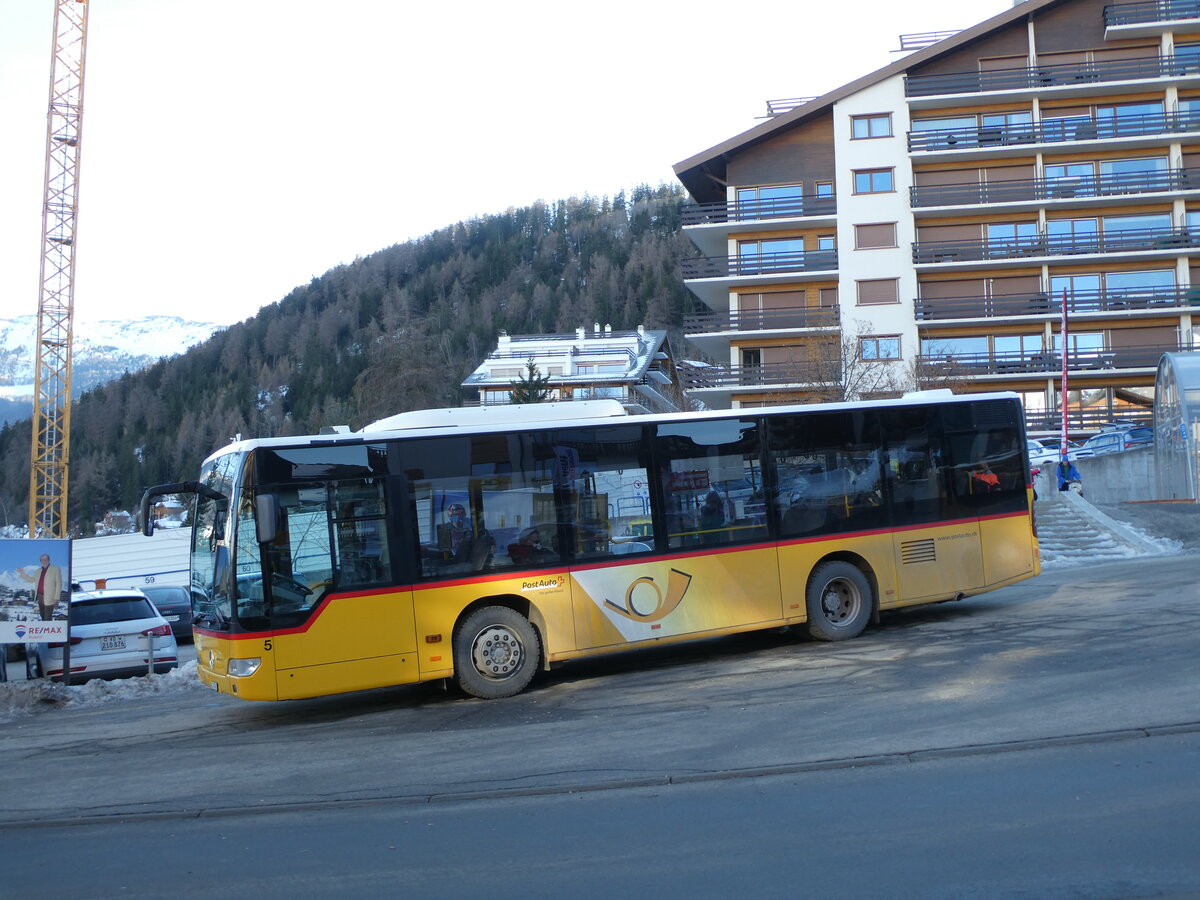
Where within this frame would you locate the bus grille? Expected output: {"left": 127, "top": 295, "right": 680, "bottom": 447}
{"left": 900, "top": 539, "right": 937, "bottom": 564}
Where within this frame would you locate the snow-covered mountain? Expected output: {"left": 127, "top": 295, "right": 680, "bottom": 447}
{"left": 0, "top": 315, "right": 225, "bottom": 423}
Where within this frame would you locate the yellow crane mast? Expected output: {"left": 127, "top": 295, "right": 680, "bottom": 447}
{"left": 29, "top": 0, "right": 89, "bottom": 538}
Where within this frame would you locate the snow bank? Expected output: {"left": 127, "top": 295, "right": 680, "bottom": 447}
{"left": 0, "top": 660, "right": 206, "bottom": 722}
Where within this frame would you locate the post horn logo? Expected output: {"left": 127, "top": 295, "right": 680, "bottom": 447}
{"left": 604, "top": 568, "right": 693, "bottom": 623}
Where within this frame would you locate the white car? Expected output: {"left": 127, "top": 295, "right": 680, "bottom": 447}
{"left": 1027, "top": 439, "right": 1094, "bottom": 469}
{"left": 26, "top": 589, "right": 179, "bottom": 682}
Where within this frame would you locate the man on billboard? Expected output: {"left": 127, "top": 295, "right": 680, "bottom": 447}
{"left": 20, "top": 553, "right": 64, "bottom": 621}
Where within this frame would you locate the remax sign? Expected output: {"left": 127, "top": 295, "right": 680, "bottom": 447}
{"left": 0, "top": 622, "right": 67, "bottom": 643}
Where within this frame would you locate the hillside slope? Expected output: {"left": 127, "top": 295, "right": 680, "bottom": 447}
{"left": 0, "top": 185, "right": 699, "bottom": 533}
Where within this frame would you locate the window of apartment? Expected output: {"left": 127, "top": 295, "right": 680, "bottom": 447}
{"left": 861, "top": 336, "right": 901, "bottom": 360}
{"left": 982, "top": 111, "right": 1033, "bottom": 129}
{"left": 737, "top": 237, "right": 806, "bottom": 274}
{"left": 741, "top": 347, "right": 762, "bottom": 368}
{"left": 814, "top": 182, "right": 834, "bottom": 199}
{"left": 851, "top": 113, "right": 892, "bottom": 139}
{"left": 856, "top": 278, "right": 899, "bottom": 305}
{"left": 817, "top": 234, "right": 836, "bottom": 251}
{"left": 986, "top": 221, "right": 1038, "bottom": 250}
{"left": 854, "top": 222, "right": 897, "bottom": 249}
{"left": 1053, "top": 331, "right": 1105, "bottom": 354}
{"left": 911, "top": 115, "right": 977, "bottom": 133}
{"left": 921, "top": 336, "right": 988, "bottom": 358}
{"left": 735, "top": 183, "right": 805, "bottom": 218}
{"left": 853, "top": 168, "right": 894, "bottom": 194}
{"left": 1046, "top": 218, "right": 1099, "bottom": 249}
{"left": 993, "top": 334, "right": 1044, "bottom": 356}
{"left": 1102, "top": 212, "right": 1172, "bottom": 234}
{"left": 819, "top": 286, "right": 839, "bottom": 307}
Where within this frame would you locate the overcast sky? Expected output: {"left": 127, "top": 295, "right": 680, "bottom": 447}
{"left": 0, "top": 0, "right": 1009, "bottom": 327}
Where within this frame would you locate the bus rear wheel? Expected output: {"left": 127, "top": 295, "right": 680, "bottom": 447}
{"left": 805, "top": 562, "right": 872, "bottom": 642}
{"left": 454, "top": 606, "right": 540, "bottom": 699}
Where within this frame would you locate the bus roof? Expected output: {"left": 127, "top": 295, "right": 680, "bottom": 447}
{"left": 205, "top": 390, "right": 1021, "bottom": 463}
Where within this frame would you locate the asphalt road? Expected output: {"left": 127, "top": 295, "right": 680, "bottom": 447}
{"left": 3, "top": 554, "right": 1198, "bottom": 895}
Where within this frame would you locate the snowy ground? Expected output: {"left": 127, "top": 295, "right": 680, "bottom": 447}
{"left": 0, "top": 660, "right": 207, "bottom": 722}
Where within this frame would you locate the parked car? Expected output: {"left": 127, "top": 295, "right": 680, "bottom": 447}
{"left": 1027, "top": 439, "right": 1093, "bottom": 468}
{"left": 1080, "top": 427, "right": 1154, "bottom": 456}
{"left": 140, "top": 584, "right": 193, "bottom": 642}
{"left": 25, "top": 589, "right": 179, "bottom": 682}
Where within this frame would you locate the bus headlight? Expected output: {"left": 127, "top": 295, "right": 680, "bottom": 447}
{"left": 227, "top": 658, "right": 262, "bottom": 677}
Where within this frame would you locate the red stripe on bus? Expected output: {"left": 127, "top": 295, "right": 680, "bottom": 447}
{"left": 194, "top": 508, "right": 1031, "bottom": 641}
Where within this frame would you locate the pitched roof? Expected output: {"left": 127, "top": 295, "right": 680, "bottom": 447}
{"left": 673, "top": 0, "right": 1063, "bottom": 202}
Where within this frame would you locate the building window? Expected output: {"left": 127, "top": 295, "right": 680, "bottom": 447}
{"left": 815, "top": 182, "right": 834, "bottom": 199}
{"left": 861, "top": 336, "right": 901, "bottom": 361}
{"left": 854, "top": 223, "right": 897, "bottom": 249}
{"left": 853, "top": 168, "right": 894, "bottom": 194}
{"left": 856, "top": 278, "right": 899, "bottom": 305}
{"left": 851, "top": 114, "right": 892, "bottom": 139}
{"left": 817, "top": 234, "right": 836, "bottom": 251}
{"left": 735, "top": 184, "right": 805, "bottom": 219}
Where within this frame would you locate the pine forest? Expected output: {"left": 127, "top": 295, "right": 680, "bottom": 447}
{"left": 0, "top": 185, "right": 701, "bottom": 534}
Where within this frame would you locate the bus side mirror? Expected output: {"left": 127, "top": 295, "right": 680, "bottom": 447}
{"left": 256, "top": 494, "right": 279, "bottom": 545}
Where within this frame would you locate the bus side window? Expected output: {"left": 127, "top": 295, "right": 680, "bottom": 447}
{"left": 552, "top": 424, "right": 653, "bottom": 560}
{"left": 655, "top": 418, "right": 767, "bottom": 549}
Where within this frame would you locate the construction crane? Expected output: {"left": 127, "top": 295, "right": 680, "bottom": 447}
{"left": 29, "top": 0, "right": 89, "bottom": 538}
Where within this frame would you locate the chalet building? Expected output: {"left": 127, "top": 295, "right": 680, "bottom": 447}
{"left": 462, "top": 324, "right": 685, "bottom": 414}
{"left": 674, "top": 0, "right": 1200, "bottom": 435}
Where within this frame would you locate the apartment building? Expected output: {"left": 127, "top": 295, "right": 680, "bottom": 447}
{"left": 674, "top": 0, "right": 1200, "bottom": 435}
{"left": 461, "top": 325, "right": 684, "bottom": 414}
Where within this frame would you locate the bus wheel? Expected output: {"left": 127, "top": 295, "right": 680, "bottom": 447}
{"left": 454, "top": 606, "right": 540, "bottom": 699}
{"left": 805, "top": 562, "right": 872, "bottom": 642}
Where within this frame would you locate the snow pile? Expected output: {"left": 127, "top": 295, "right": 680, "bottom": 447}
{"left": 0, "top": 660, "right": 206, "bottom": 722}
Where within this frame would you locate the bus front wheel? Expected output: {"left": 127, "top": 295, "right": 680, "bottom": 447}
{"left": 805, "top": 562, "right": 872, "bottom": 642}
{"left": 454, "top": 606, "right": 540, "bottom": 699}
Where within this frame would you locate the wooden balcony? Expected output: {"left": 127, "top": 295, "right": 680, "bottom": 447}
{"left": 1104, "top": 0, "right": 1200, "bottom": 27}
{"left": 915, "top": 286, "right": 1200, "bottom": 321}
{"left": 912, "top": 226, "right": 1200, "bottom": 265}
{"left": 904, "top": 53, "right": 1196, "bottom": 98}
{"left": 681, "top": 361, "right": 840, "bottom": 390}
{"left": 907, "top": 110, "right": 1200, "bottom": 152}
{"left": 910, "top": 167, "right": 1200, "bottom": 209}
{"left": 683, "top": 306, "right": 840, "bottom": 335}
{"left": 682, "top": 250, "right": 838, "bottom": 280}
{"left": 681, "top": 194, "right": 836, "bottom": 227}
{"left": 917, "top": 343, "right": 1185, "bottom": 376}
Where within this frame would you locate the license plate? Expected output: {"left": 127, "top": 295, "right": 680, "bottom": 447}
{"left": 100, "top": 635, "right": 126, "bottom": 651}
{"left": 164, "top": 615, "right": 180, "bottom": 622}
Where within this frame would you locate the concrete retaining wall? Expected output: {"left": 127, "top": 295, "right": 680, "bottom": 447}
{"left": 1074, "top": 446, "right": 1156, "bottom": 505}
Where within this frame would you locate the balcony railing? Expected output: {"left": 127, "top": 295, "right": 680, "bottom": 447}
{"left": 910, "top": 167, "right": 1200, "bottom": 208}
{"left": 1025, "top": 406, "right": 1153, "bottom": 432}
{"left": 912, "top": 226, "right": 1200, "bottom": 264}
{"left": 914, "top": 285, "right": 1200, "bottom": 320}
{"left": 907, "top": 110, "right": 1200, "bottom": 152}
{"left": 917, "top": 343, "right": 1184, "bottom": 376}
{"left": 683, "top": 250, "right": 838, "bottom": 279}
{"left": 681, "top": 194, "right": 836, "bottom": 226}
{"left": 681, "top": 361, "right": 840, "bottom": 390}
{"left": 683, "top": 306, "right": 840, "bottom": 334}
{"left": 904, "top": 53, "right": 1198, "bottom": 98}
{"left": 1104, "top": 0, "right": 1200, "bottom": 26}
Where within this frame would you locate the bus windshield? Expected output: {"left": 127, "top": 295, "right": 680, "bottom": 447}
{"left": 190, "top": 450, "right": 243, "bottom": 631}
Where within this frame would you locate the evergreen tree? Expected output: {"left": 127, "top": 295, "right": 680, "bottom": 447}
{"left": 508, "top": 358, "right": 552, "bottom": 404}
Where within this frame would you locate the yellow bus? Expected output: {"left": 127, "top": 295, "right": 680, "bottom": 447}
{"left": 140, "top": 392, "right": 1039, "bottom": 701}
